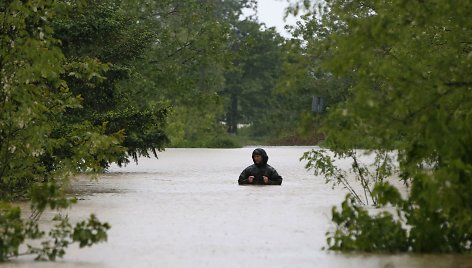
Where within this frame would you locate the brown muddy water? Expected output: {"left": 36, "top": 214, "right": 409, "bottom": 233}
{"left": 5, "top": 147, "right": 472, "bottom": 267}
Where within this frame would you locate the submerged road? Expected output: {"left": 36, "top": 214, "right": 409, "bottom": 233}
{"left": 6, "top": 147, "right": 472, "bottom": 267}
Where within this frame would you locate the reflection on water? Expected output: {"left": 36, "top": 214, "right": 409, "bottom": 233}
{"left": 5, "top": 147, "right": 472, "bottom": 268}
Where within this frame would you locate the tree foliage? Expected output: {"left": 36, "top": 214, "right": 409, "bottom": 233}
{"left": 1, "top": 0, "right": 112, "bottom": 261}
{"left": 52, "top": 0, "right": 169, "bottom": 165}
{"left": 121, "top": 0, "right": 250, "bottom": 147}
{"left": 222, "top": 20, "right": 285, "bottom": 135}
{"left": 299, "top": 0, "right": 472, "bottom": 252}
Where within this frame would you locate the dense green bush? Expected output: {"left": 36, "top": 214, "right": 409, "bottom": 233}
{"left": 0, "top": 0, "right": 113, "bottom": 260}
{"left": 300, "top": 0, "right": 472, "bottom": 253}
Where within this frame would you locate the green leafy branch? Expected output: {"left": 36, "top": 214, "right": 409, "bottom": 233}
{"left": 301, "top": 148, "right": 397, "bottom": 206}
{"left": 1, "top": 203, "right": 110, "bottom": 262}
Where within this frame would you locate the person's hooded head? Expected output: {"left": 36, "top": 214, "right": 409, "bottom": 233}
{"left": 252, "top": 148, "right": 268, "bottom": 167}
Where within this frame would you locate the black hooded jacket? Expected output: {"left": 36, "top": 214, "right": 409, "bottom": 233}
{"left": 238, "top": 148, "right": 283, "bottom": 185}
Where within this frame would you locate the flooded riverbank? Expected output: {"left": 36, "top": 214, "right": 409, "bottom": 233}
{"left": 5, "top": 147, "right": 472, "bottom": 267}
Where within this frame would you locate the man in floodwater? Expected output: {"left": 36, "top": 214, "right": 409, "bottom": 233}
{"left": 238, "top": 148, "right": 283, "bottom": 185}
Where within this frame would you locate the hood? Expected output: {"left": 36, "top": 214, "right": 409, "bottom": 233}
{"left": 252, "top": 148, "right": 269, "bottom": 166}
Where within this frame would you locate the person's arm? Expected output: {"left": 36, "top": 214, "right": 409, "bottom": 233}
{"left": 266, "top": 167, "right": 282, "bottom": 185}
{"left": 238, "top": 168, "right": 253, "bottom": 185}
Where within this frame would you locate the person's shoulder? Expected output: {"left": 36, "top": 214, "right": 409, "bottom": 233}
{"left": 244, "top": 164, "right": 256, "bottom": 170}
{"left": 266, "top": 164, "right": 278, "bottom": 171}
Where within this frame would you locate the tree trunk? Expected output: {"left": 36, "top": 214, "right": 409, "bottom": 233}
{"left": 227, "top": 94, "right": 238, "bottom": 134}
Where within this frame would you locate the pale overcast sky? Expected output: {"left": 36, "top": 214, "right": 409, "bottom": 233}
{"left": 244, "top": 0, "right": 300, "bottom": 37}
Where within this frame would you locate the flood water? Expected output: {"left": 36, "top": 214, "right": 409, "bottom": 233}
{"left": 5, "top": 147, "right": 472, "bottom": 267}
